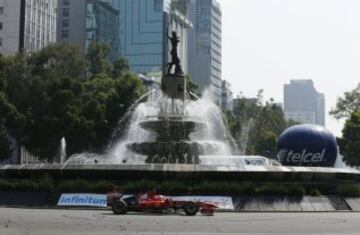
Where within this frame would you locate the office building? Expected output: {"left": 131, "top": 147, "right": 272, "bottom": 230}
{"left": 0, "top": 0, "right": 57, "bottom": 55}
{"left": 111, "top": 0, "right": 192, "bottom": 76}
{"left": 221, "top": 80, "right": 233, "bottom": 111}
{"left": 57, "top": 0, "right": 120, "bottom": 61}
{"left": 188, "top": 0, "right": 222, "bottom": 104}
{"left": 284, "top": 79, "right": 325, "bottom": 126}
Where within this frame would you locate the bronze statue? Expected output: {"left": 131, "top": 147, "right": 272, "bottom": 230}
{"left": 167, "top": 31, "right": 183, "bottom": 75}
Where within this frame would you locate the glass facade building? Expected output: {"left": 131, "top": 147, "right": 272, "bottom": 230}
{"left": 284, "top": 80, "right": 326, "bottom": 126}
{"left": 221, "top": 80, "right": 233, "bottom": 111}
{"left": 57, "top": 0, "right": 120, "bottom": 61}
{"left": 188, "top": 0, "right": 222, "bottom": 104}
{"left": 111, "top": 0, "right": 192, "bottom": 76}
{"left": 0, "top": 0, "right": 57, "bottom": 55}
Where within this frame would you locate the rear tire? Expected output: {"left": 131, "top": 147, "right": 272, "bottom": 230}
{"left": 184, "top": 202, "right": 199, "bottom": 216}
{"left": 112, "top": 200, "right": 127, "bottom": 214}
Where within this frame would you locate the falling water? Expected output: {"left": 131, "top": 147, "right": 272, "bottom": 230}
{"left": 66, "top": 88, "right": 241, "bottom": 165}
{"left": 105, "top": 88, "right": 238, "bottom": 164}
{"left": 59, "top": 137, "right": 66, "bottom": 164}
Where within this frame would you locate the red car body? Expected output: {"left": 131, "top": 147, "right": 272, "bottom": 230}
{"left": 107, "top": 191, "right": 217, "bottom": 216}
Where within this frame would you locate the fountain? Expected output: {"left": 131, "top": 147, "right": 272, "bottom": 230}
{"left": 106, "top": 31, "right": 234, "bottom": 165}
{"left": 59, "top": 137, "right": 66, "bottom": 164}
{"left": 65, "top": 31, "right": 235, "bottom": 165}
{"left": 3, "top": 30, "right": 358, "bottom": 186}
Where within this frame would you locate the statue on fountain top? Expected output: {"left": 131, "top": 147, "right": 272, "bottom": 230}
{"left": 167, "top": 31, "right": 183, "bottom": 75}
{"left": 162, "top": 30, "right": 186, "bottom": 100}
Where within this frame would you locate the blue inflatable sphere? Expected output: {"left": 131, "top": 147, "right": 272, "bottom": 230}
{"left": 277, "top": 124, "right": 337, "bottom": 167}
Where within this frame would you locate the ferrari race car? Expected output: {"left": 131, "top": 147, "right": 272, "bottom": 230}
{"left": 107, "top": 191, "right": 217, "bottom": 216}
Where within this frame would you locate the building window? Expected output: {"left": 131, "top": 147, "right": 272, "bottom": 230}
{"left": 62, "top": 8, "right": 70, "bottom": 17}
{"left": 62, "top": 19, "right": 69, "bottom": 27}
{"left": 63, "top": 0, "right": 70, "bottom": 5}
{"left": 0, "top": 7, "right": 3, "bottom": 14}
{"left": 0, "top": 38, "right": 2, "bottom": 46}
{"left": 154, "top": 0, "right": 162, "bottom": 11}
{"left": 0, "top": 22, "right": 2, "bottom": 30}
{"left": 62, "top": 30, "right": 69, "bottom": 38}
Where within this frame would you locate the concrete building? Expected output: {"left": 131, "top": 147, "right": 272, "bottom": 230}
{"left": 57, "top": 0, "right": 120, "bottom": 61}
{"left": 221, "top": 80, "right": 233, "bottom": 111}
{"left": 0, "top": 0, "right": 57, "bottom": 55}
{"left": 188, "top": 0, "right": 222, "bottom": 104}
{"left": 110, "top": 0, "right": 192, "bottom": 76}
{"left": 284, "top": 79, "right": 325, "bottom": 126}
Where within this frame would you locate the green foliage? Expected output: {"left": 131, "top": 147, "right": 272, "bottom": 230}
{"left": 339, "top": 112, "right": 360, "bottom": 166}
{"left": 0, "top": 179, "right": 14, "bottom": 191}
{"left": 223, "top": 109, "right": 241, "bottom": 140}
{"left": 0, "top": 128, "right": 11, "bottom": 160}
{"left": 87, "top": 41, "right": 112, "bottom": 76}
{"left": 112, "top": 58, "right": 129, "bottom": 78}
{"left": 252, "top": 131, "right": 278, "bottom": 159}
{"left": 57, "top": 179, "right": 115, "bottom": 193}
{"left": 330, "top": 83, "right": 360, "bottom": 120}
{"left": 185, "top": 75, "right": 199, "bottom": 98}
{"left": 255, "top": 184, "right": 304, "bottom": 198}
{"left": 0, "top": 43, "right": 145, "bottom": 160}
{"left": 308, "top": 188, "right": 321, "bottom": 197}
{"left": 336, "top": 184, "right": 360, "bottom": 197}
{"left": 227, "top": 90, "right": 288, "bottom": 157}
{"left": 29, "top": 43, "right": 87, "bottom": 79}
{"left": 1, "top": 178, "right": 351, "bottom": 198}
{"left": 0, "top": 177, "right": 54, "bottom": 192}
{"left": 0, "top": 87, "right": 23, "bottom": 160}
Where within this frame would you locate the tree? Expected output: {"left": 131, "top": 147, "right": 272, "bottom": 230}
{"left": 330, "top": 83, "right": 360, "bottom": 119}
{"left": 0, "top": 92, "right": 23, "bottom": 160}
{"left": 246, "top": 103, "right": 286, "bottom": 155}
{"left": 338, "top": 112, "right": 360, "bottom": 166}
{"left": 29, "top": 43, "right": 87, "bottom": 80}
{"left": 185, "top": 75, "right": 199, "bottom": 98}
{"left": 87, "top": 41, "right": 112, "bottom": 76}
{"left": 1, "top": 43, "right": 145, "bottom": 160}
{"left": 112, "top": 58, "right": 129, "bottom": 78}
{"left": 253, "top": 131, "right": 277, "bottom": 159}
{"left": 227, "top": 90, "right": 288, "bottom": 156}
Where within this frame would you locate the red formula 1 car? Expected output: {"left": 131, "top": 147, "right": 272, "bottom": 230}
{"left": 107, "top": 191, "right": 217, "bottom": 216}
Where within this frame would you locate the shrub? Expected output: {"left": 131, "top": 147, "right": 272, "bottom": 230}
{"left": 337, "top": 184, "right": 360, "bottom": 197}
{"left": 36, "top": 176, "right": 55, "bottom": 192}
{"left": 286, "top": 185, "right": 305, "bottom": 198}
{"left": 15, "top": 180, "right": 36, "bottom": 192}
{"left": 0, "top": 179, "right": 15, "bottom": 191}
{"left": 57, "top": 179, "right": 92, "bottom": 193}
{"left": 256, "top": 184, "right": 287, "bottom": 196}
{"left": 308, "top": 188, "right": 321, "bottom": 197}
{"left": 91, "top": 180, "right": 116, "bottom": 193}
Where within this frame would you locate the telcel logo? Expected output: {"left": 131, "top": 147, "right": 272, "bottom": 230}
{"left": 279, "top": 149, "right": 326, "bottom": 165}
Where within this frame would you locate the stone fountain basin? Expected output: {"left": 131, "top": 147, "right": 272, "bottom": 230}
{"left": 127, "top": 141, "right": 221, "bottom": 156}
{"left": 140, "top": 117, "right": 207, "bottom": 141}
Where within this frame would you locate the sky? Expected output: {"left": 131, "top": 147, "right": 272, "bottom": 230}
{"left": 219, "top": 0, "right": 360, "bottom": 136}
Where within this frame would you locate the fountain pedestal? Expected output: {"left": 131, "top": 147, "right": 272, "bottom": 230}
{"left": 161, "top": 74, "right": 187, "bottom": 100}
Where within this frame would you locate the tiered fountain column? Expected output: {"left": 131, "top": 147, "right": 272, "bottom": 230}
{"left": 127, "top": 31, "right": 206, "bottom": 164}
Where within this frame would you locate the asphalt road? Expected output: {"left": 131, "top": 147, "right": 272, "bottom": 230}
{"left": 0, "top": 208, "right": 359, "bottom": 235}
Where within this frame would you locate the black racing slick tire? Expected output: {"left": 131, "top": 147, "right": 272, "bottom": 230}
{"left": 112, "top": 200, "right": 127, "bottom": 214}
{"left": 184, "top": 202, "right": 199, "bottom": 216}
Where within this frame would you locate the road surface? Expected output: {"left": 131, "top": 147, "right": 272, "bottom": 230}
{"left": 0, "top": 208, "right": 359, "bottom": 234}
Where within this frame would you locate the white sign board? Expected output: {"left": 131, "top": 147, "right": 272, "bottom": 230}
{"left": 58, "top": 194, "right": 107, "bottom": 207}
{"left": 170, "top": 196, "right": 234, "bottom": 210}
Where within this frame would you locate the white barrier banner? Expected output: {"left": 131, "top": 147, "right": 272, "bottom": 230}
{"left": 170, "top": 196, "right": 234, "bottom": 210}
{"left": 58, "top": 194, "right": 107, "bottom": 207}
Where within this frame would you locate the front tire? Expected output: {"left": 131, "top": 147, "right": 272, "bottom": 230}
{"left": 112, "top": 200, "right": 127, "bottom": 214}
{"left": 184, "top": 202, "right": 199, "bottom": 216}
